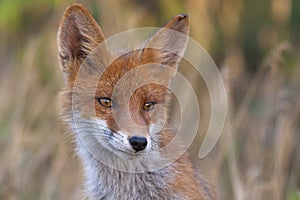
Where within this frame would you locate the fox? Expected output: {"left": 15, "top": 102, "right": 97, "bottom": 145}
{"left": 57, "top": 3, "right": 213, "bottom": 200}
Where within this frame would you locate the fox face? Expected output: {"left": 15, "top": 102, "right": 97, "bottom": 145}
{"left": 57, "top": 4, "right": 189, "bottom": 166}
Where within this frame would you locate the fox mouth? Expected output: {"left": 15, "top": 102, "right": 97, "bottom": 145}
{"left": 79, "top": 118, "right": 151, "bottom": 158}
{"left": 116, "top": 148, "right": 145, "bottom": 156}
{"left": 99, "top": 130, "right": 146, "bottom": 156}
{"left": 108, "top": 144, "right": 149, "bottom": 161}
{"left": 108, "top": 138, "right": 148, "bottom": 155}
{"left": 117, "top": 147, "right": 148, "bottom": 155}
{"left": 107, "top": 135, "right": 151, "bottom": 160}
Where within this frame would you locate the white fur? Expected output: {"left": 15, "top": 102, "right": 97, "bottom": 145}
{"left": 70, "top": 114, "right": 183, "bottom": 199}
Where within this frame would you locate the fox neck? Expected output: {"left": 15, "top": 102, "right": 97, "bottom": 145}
{"left": 76, "top": 138, "right": 178, "bottom": 200}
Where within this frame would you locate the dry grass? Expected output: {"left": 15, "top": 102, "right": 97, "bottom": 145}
{"left": 0, "top": 0, "right": 299, "bottom": 199}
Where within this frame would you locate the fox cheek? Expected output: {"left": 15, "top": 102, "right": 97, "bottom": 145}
{"left": 147, "top": 114, "right": 167, "bottom": 135}
{"left": 149, "top": 124, "right": 163, "bottom": 135}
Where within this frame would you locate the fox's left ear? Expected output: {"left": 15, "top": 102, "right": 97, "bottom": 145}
{"left": 142, "top": 14, "right": 189, "bottom": 69}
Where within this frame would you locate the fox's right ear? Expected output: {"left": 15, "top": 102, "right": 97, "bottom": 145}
{"left": 57, "top": 4, "right": 106, "bottom": 82}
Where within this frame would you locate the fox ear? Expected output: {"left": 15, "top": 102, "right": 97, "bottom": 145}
{"left": 142, "top": 14, "right": 189, "bottom": 69}
{"left": 57, "top": 4, "right": 106, "bottom": 82}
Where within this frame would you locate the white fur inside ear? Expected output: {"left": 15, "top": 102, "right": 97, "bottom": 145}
{"left": 144, "top": 28, "right": 189, "bottom": 66}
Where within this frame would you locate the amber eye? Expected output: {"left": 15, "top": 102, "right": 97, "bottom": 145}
{"left": 143, "top": 102, "right": 156, "bottom": 111}
{"left": 96, "top": 97, "right": 112, "bottom": 108}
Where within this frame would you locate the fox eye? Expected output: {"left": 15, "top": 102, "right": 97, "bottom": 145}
{"left": 143, "top": 102, "right": 156, "bottom": 111}
{"left": 96, "top": 97, "right": 112, "bottom": 108}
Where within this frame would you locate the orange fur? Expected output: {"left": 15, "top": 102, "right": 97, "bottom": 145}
{"left": 57, "top": 3, "right": 213, "bottom": 199}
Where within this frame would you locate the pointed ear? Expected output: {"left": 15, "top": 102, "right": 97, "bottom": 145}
{"left": 142, "top": 14, "right": 189, "bottom": 68}
{"left": 57, "top": 4, "right": 106, "bottom": 82}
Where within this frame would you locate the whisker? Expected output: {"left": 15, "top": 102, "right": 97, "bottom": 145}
{"left": 72, "top": 127, "right": 112, "bottom": 136}
{"left": 64, "top": 119, "right": 120, "bottom": 135}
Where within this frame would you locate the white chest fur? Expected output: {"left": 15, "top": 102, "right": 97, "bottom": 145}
{"left": 77, "top": 142, "right": 181, "bottom": 200}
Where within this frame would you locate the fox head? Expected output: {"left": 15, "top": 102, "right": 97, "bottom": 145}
{"left": 57, "top": 4, "right": 189, "bottom": 167}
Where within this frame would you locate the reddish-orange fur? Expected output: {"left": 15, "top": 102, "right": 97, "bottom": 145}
{"left": 57, "top": 3, "right": 213, "bottom": 200}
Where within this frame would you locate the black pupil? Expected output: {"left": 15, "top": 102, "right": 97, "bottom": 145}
{"left": 145, "top": 102, "right": 154, "bottom": 110}
{"left": 103, "top": 99, "right": 110, "bottom": 104}
{"left": 97, "top": 98, "right": 111, "bottom": 107}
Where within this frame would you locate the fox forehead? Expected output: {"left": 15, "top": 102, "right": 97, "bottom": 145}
{"left": 93, "top": 51, "right": 170, "bottom": 100}
{"left": 96, "top": 51, "right": 142, "bottom": 90}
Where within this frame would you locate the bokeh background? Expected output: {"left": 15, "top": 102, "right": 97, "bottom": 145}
{"left": 0, "top": 0, "right": 299, "bottom": 199}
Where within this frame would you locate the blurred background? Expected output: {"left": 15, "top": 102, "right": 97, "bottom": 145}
{"left": 0, "top": 0, "right": 299, "bottom": 199}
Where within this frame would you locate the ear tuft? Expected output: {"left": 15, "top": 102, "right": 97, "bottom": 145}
{"left": 57, "top": 3, "right": 106, "bottom": 81}
{"left": 162, "top": 14, "right": 189, "bottom": 33}
{"left": 142, "top": 14, "right": 190, "bottom": 68}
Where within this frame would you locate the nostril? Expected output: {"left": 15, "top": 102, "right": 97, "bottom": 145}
{"left": 129, "top": 136, "right": 147, "bottom": 152}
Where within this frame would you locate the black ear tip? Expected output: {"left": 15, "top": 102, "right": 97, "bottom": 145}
{"left": 177, "top": 14, "right": 189, "bottom": 21}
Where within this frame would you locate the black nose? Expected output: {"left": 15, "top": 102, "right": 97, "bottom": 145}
{"left": 129, "top": 136, "right": 147, "bottom": 152}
